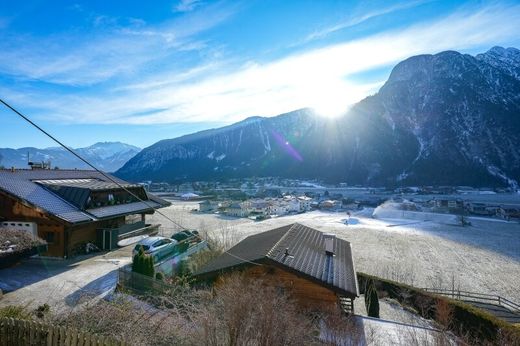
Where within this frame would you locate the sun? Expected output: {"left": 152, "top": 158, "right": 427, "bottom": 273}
{"left": 307, "top": 80, "right": 355, "bottom": 118}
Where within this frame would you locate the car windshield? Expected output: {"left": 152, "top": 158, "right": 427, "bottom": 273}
{"left": 172, "top": 233, "right": 189, "bottom": 241}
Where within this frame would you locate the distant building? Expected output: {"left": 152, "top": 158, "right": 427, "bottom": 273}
{"left": 431, "top": 197, "right": 464, "bottom": 213}
{"left": 195, "top": 223, "right": 359, "bottom": 312}
{"left": 497, "top": 204, "right": 520, "bottom": 220}
{"left": 298, "top": 196, "right": 313, "bottom": 212}
{"left": 198, "top": 200, "right": 217, "bottom": 213}
{"left": 181, "top": 192, "right": 200, "bottom": 200}
{"left": 0, "top": 169, "right": 170, "bottom": 257}
{"left": 320, "top": 200, "right": 337, "bottom": 209}
{"left": 225, "top": 202, "right": 249, "bottom": 217}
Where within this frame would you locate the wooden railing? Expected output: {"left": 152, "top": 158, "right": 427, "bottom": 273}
{"left": 0, "top": 317, "right": 125, "bottom": 345}
{"left": 422, "top": 288, "right": 520, "bottom": 314}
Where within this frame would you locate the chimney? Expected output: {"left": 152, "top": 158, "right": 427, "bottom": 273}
{"left": 323, "top": 233, "right": 335, "bottom": 256}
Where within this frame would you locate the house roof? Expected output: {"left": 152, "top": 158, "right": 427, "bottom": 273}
{"left": 194, "top": 223, "right": 359, "bottom": 297}
{"left": 0, "top": 169, "right": 170, "bottom": 224}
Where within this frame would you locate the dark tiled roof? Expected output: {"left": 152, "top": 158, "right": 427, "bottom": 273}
{"left": 195, "top": 223, "right": 358, "bottom": 297}
{"left": 0, "top": 169, "right": 169, "bottom": 224}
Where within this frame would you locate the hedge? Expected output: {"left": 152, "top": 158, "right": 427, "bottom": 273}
{"left": 357, "top": 272, "right": 520, "bottom": 344}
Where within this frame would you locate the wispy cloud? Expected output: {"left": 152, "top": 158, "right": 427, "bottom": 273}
{"left": 174, "top": 0, "right": 204, "bottom": 13}
{"left": 302, "top": 0, "right": 433, "bottom": 44}
{"left": 0, "top": 2, "right": 235, "bottom": 86}
{"left": 3, "top": 3, "right": 520, "bottom": 126}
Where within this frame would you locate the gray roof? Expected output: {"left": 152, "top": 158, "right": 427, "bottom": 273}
{"left": 0, "top": 169, "right": 169, "bottom": 224}
{"left": 195, "top": 223, "right": 359, "bottom": 297}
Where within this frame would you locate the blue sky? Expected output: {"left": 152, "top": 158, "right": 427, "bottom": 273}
{"left": 1, "top": 0, "right": 519, "bottom": 149}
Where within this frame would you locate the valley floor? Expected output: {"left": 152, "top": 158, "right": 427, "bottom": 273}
{"left": 149, "top": 201, "right": 520, "bottom": 301}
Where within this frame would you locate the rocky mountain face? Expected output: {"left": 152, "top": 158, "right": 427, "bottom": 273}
{"left": 116, "top": 47, "right": 520, "bottom": 187}
{"left": 0, "top": 142, "right": 141, "bottom": 172}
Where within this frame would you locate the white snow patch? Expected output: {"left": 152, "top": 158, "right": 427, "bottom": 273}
{"left": 216, "top": 154, "right": 226, "bottom": 161}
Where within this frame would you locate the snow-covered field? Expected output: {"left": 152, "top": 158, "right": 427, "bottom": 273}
{"left": 149, "top": 201, "right": 520, "bottom": 301}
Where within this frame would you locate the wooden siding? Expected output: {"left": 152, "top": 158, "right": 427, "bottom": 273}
{"left": 244, "top": 265, "right": 339, "bottom": 310}
{"left": 0, "top": 192, "right": 66, "bottom": 257}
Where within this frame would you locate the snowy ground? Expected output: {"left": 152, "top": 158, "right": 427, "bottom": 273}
{"left": 0, "top": 248, "right": 131, "bottom": 312}
{"left": 1, "top": 200, "right": 518, "bottom": 315}
{"left": 149, "top": 201, "right": 520, "bottom": 301}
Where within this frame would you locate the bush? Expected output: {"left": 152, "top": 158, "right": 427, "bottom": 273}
{"left": 192, "top": 273, "right": 317, "bottom": 345}
{"left": 0, "top": 228, "right": 46, "bottom": 257}
{"left": 132, "top": 246, "right": 154, "bottom": 278}
{"left": 0, "top": 305, "right": 31, "bottom": 319}
{"left": 357, "top": 272, "right": 520, "bottom": 344}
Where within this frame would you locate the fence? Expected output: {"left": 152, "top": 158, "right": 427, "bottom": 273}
{"left": 422, "top": 288, "right": 520, "bottom": 314}
{"left": 118, "top": 266, "right": 175, "bottom": 295}
{"left": 0, "top": 317, "right": 126, "bottom": 346}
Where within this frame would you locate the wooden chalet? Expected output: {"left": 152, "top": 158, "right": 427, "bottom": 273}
{"left": 194, "top": 223, "right": 359, "bottom": 313}
{"left": 0, "top": 168, "right": 170, "bottom": 258}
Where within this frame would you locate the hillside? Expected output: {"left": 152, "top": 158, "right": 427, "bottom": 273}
{"left": 116, "top": 47, "right": 520, "bottom": 187}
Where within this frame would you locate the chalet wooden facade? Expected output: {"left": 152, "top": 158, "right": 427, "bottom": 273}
{"left": 0, "top": 168, "right": 169, "bottom": 258}
{"left": 195, "top": 223, "right": 359, "bottom": 313}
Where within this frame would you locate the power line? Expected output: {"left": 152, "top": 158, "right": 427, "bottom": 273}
{"left": 0, "top": 98, "right": 261, "bottom": 267}
{"left": 0, "top": 98, "right": 185, "bottom": 230}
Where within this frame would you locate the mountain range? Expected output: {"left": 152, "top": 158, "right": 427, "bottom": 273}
{"left": 112, "top": 46, "right": 519, "bottom": 187}
{"left": 0, "top": 142, "right": 141, "bottom": 173}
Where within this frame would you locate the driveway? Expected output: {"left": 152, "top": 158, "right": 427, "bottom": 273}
{"left": 0, "top": 246, "right": 132, "bottom": 313}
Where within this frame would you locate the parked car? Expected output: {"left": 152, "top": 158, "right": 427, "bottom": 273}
{"left": 171, "top": 230, "right": 200, "bottom": 242}
{"left": 133, "top": 236, "right": 177, "bottom": 262}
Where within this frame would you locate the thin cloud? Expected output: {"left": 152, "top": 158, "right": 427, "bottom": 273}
{"left": 174, "top": 0, "right": 203, "bottom": 13}
{"left": 4, "top": 3, "right": 520, "bottom": 126}
{"left": 0, "top": 3, "right": 236, "bottom": 86}
{"left": 302, "top": 0, "right": 433, "bottom": 44}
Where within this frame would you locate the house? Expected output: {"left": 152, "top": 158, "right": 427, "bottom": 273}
{"left": 320, "top": 200, "right": 337, "bottom": 209}
{"left": 181, "top": 192, "right": 200, "bottom": 200}
{"left": 242, "top": 199, "right": 270, "bottom": 215}
{"left": 198, "top": 200, "right": 216, "bottom": 213}
{"left": 194, "top": 223, "right": 359, "bottom": 312}
{"left": 298, "top": 196, "right": 313, "bottom": 212}
{"left": 268, "top": 201, "right": 290, "bottom": 216}
{"left": 0, "top": 168, "right": 170, "bottom": 257}
{"left": 225, "top": 202, "right": 249, "bottom": 217}
{"left": 497, "top": 204, "right": 520, "bottom": 220}
{"left": 431, "top": 197, "right": 464, "bottom": 212}
{"left": 466, "top": 202, "right": 499, "bottom": 216}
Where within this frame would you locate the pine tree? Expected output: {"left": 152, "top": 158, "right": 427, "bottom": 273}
{"left": 364, "top": 279, "right": 380, "bottom": 318}
{"left": 145, "top": 255, "right": 155, "bottom": 277}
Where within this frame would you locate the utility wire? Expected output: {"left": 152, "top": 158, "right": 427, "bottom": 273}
{"left": 0, "top": 98, "right": 185, "bottom": 230}
{"left": 0, "top": 98, "right": 261, "bottom": 266}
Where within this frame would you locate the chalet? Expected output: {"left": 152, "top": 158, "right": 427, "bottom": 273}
{"left": 497, "top": 204, "right": 520, "bottom": 220}
{"left": 431, "top": 197, "right": 464, "bottom": 212}
{"left": 225, "top": 202, "right": 248, "bottom": 217}
{"left": 465, "top": 202, "right": 499, "bottom": 216}
{"left": 0, "top": 169, "right": 170, "bottom": 258}
{"left": 195, "top": 223, "right": 359, "bottom": 313}
{"left": 297, "top": 196, "right": 313, "bottom": 212}
{"left": 198, "top": 200, "right": 217, "bottom": 213}
{"left": 319, "top": 200, "right": 337, "bottom": 209}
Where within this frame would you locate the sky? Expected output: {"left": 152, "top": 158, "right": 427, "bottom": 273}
{"left": 0, "top": 0, "right": 519, "bottom": 149}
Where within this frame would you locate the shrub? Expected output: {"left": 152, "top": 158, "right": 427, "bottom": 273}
{"left": 357, "top": 272, "right": 520, "bottom": 344}
{"left": 0, "top": 228, "right": 46, "bottom": 257}
{"left": 132, "top": 246, "right": 154, "bottom": 278}
{"left": 0, "top": 305, "right": 31, "bottom": 319}
{"left": 192, "top": 273, "right": 317, "bottom": 345}
{"left": 364, "top": 278, "right": 380, "bottom": 318}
